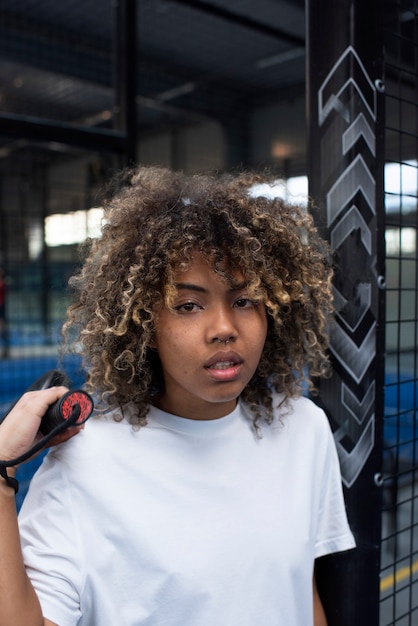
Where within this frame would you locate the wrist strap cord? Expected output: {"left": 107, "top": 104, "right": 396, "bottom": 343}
{"left": 0, "top": 466, "right": 18, "bottom": 494}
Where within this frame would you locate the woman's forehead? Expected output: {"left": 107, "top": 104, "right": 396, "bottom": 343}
{"left": 172, "top": 250, "right": 246, "bottom": 282}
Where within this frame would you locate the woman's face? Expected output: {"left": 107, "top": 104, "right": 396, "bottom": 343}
{"left": 152, "top": 254, "right": 268, "bottom": 420}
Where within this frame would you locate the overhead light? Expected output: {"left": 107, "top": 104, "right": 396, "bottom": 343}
{"left": 255, "top": 47, "right": 305, "bottom": 70}
{"left": 271, "top": 141, "right": 292, "bottom": 159}
{"left": 157, "top": 82, "right": 196, "bottom": 102}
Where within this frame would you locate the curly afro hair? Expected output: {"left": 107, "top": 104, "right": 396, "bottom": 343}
{"left": 62, "top": 166, "right": 334, "bottom": 429}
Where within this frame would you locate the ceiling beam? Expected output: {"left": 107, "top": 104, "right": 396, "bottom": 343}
{"left": 165, "top": 0, "right": 305, "bottom": 47}
{"left": 0, "top": 112, "right": 126, "bottom": 154}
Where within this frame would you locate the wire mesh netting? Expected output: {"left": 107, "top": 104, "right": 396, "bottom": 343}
{"left": 380, "top": 1, "right": 418, "bottom": 624}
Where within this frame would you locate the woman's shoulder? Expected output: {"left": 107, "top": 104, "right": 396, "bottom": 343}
{"left": 270, "top": 392, "right": 331, "bottom": 433}
{"left": 48, "top": 403, "right": 136, "bottom": 460}
{"left": 285, "top": 393, "right": 326, "bottom": 414}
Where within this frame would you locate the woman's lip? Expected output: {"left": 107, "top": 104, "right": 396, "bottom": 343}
{"left": 205, "top": 351, "right": 244, "bottom": 382}
{"left": 205, "top": 361, "right": 243, "bottom": 382}
{"left": 204, "top": 350, "right": 243, "bottom": 369}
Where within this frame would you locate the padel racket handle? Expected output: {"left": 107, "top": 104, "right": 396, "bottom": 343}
{"left": 40, "top": 389, "right": 94, "bottom": 435}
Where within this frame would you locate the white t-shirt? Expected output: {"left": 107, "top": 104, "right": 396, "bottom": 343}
{"left": 19, "top": 394, "right": 355, "bottom": 626}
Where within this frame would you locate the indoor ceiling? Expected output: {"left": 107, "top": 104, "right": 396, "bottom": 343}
{"left": 0, "top": 0, "right": 413, "bottom": 165}
{"left": 0, "top": 0, "right": 307, "bottom": 158}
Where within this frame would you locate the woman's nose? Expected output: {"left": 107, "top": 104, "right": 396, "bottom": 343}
{"left": 208, "top": 306, "right": 238, "bottom": 345}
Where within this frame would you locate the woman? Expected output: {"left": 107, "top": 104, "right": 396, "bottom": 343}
{"left": 0, "top": 166, "right": 354, "bottom": 625}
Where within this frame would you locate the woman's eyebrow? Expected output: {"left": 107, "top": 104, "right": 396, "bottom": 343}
{"left": 174, "top": 283, "right": 208, "bottom": 293}
{"left": 174, "top": 281, "right": 249, "bottom": 293}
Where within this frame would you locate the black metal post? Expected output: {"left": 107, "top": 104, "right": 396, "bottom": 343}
{"left": 114, "top": 0, "right": 137, "bottom": 166}
{"left": 40, "top": 164, "right": 50, "bottom": 341}
{"left": 306, "top": 0, "right": 386, "bottom": 624}
{"left": 0, "top": 175, "right": 9, "bottom": 358}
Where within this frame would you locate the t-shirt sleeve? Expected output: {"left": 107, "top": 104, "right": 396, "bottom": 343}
{"left": 18, "top": 453, "right": 83, "bottom": 626}
{"left": 314, "top": 414, "right": 356, "bottom": 559}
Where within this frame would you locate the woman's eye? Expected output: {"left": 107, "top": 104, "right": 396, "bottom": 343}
{"left": 234, "top": 298, "right": 257, "bottom": 309}
{"left": 175, "top": 302, "right": 201, "bottom": 313}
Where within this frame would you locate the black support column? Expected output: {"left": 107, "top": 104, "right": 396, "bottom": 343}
{"left": 114, "top": 0, "right": 137, "bottom": 166}
{"left": 306, "top": 1, "right": 386, "bottom": 624}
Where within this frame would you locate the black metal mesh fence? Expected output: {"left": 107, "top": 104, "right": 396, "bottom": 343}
{"left": 380, "top": 1, "right": 418, "bottom": 623}
{"left": 0, "top": 1, "right": 123, "bottom": 503}
{"left": 0, "top": 1, "right": 114, "bottom": 124}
